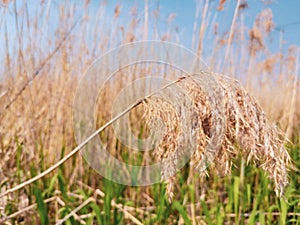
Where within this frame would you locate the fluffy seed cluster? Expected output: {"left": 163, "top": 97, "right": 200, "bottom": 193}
{"left": 143, "top": 71, "right": 291, "bottom": 201}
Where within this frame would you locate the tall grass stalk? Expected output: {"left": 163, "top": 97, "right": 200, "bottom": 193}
{"left": 0, "top": 1, "right": 299, "bottom": 224}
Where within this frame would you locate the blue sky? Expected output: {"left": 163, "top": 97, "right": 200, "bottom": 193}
{"left": 1, "top": 0, "right": 299, "bottom": 66}
{"left": 125, "top": 0, "right": 300, "bottom": 53}
{"left": 91, "top": 0, "right": 300, "bottom": 66}
{"left": 270, "top": 0, "right": 300, "bottom": 45}
{"left": 85, "top": 0, "right": 300, "bottom": 61}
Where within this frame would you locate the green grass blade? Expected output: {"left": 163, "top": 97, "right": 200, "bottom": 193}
{"left": 33, "top": 187, "right": 49, "bottom": 225}
{"left": 279, "top": 197, "right": 287, "bottom": 225}
{"left": 173, "top": 201, "right": 192, "bottom": 225}
{"left": 200, "top": 200, "right": 213, "bottom": 225}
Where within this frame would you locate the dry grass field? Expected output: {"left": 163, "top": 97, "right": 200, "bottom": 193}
{"left": 0, "top": 0, "right": 299, "bottom": 224}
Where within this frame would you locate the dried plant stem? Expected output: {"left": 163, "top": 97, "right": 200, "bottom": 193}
{"left": 4, "top": 17, "right": 10, "bottom": 70}
{"left": 0, "top": 90, "right": 7, "bottom": 99}
{"left": 55, "top": 197, "right": 94, "bottom": 225}
{"left": 0, "top": 75, "right": 192, "bottom": 199}
{"left": 59, "top": 188, "right": 144, "bottom": 225}
{"left": 197, "top": 0, "right": 209, "bottom": 57}
{"left": 224, "top": 0, "right": 241, "bottom": 66}
{"left": 143, "top": 0, "right": 148, "bottom": 40}
{"left": 96, "top": 189, "right": 144, "bottom": 225}
{"left": 0, "top": 99, "right": 142, "bottom": 199}
{"left": 278, "top": 29, "right": 284, "bottom": 82}
{"left": 111, "top": 200, "right": 144, "bottom": 225}
{"left": 192, "top": 1, "right": 200, "bottom": 50}
{"left": 13, "top": 0, "right": 25, "bottom": 71}
{"left": 0, "top": 196, "right": 57, "bottom": 223}
{"left": 2, "top": 17, "right": 80, "bottom": 112}
{"left": 286, "top": 47, "right": 299, "bottom": 139}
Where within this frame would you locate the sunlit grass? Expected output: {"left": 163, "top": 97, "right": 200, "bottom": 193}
{"left": 0, "top": 0, "right": 299, "bottom": 224}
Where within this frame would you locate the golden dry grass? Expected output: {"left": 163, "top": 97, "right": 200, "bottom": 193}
{"left": 0, "top": 0, "right": 299, "bottom": 223}
{"left": 143, "top": 72, "right": 291, "bottom": 201}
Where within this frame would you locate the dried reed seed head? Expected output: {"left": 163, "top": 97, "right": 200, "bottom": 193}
{"left": 249, "top": 8, "right": 274, "bottom": 55}
{"left": 217, "top": 0, "right": 227, "bottom": 11}
{"left": 1, "top": 0, "right": 11, "bottom": 5}
{"left": 143, "top": 72, "right": 291, "bottom": 201}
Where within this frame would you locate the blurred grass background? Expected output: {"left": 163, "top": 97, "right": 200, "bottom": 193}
{"left": 0, "top": 0, "right": 299, "bottom": 224}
